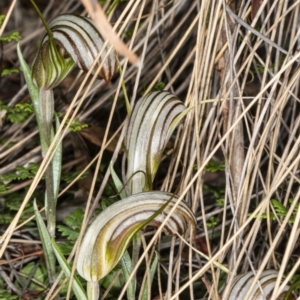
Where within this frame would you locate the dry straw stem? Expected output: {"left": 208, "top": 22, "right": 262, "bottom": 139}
{"left": 0, "top": 0, "right": 17, "bottom": 37}
{"left": 1, "top": 0, "right": 300, "bottom": 299}
{"left": 80, "top": 0, "right": 139, "bottom": 65}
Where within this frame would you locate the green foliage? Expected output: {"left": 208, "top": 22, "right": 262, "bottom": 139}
{"left": 203, "top": 184, "right": 225, "bottom": 207}
{"left": 65, "top": 117, "right": 88, "bottom": 132}
{"left": 0, "top": 163, "right": 39, "bottom": 195}
{"left": 290, "top": 274, "right": 300, "bottom": 295}
{"left": 1, "top": 68, "right": 19, "bottom": 77}
{"left": 141, "top": 82, "right": 166, "bottom": 95}
{"left": 100, "top": 267, "right": 126, "bottom": 298}
{"left": 193, "top": 159, "right": 225, "bottom": 172}
{"left": 0, "top": 290, "right": 18, "bottom": 300}
{"left": 15, "top": 103, "right": 34, "bottom": 113}
{"left": 0, "top": 276, "right": 18, "bottom": 299}
{"left": 0, "top": 101, "right": 33, "bottom": 124}
{"left": 251, "top": 56, "right": 286, "bottom": 75}
{"left": 61, "top": 170, "right": 88, "bottom": 183}
{"left": 0, "top": 164, "right": 87, "bottom": 197}
{"left": 249, "top": 199, "right": 298, "bottom": 224}
{"left": 60, "top": 208, "right": 83, "bottom": 239}
{"left": 0, "top": 183, "right": 11, "bottom": 194}
{"left": 0, "top": 14, "right": 4, "bottom": 25}
{"left": 207, "top": 216, "right": 217, "bottom": 228}
{"left": 52, "top": 240, "right": 87, "bottom": 299}
{"left": 0, "top": 163, "right": 39, "bottom": 182}
{"left": 123, "top": 22, "right": 143, "bottom": 39}
{"left": 291, "top": 273, "right": 300, "bottom": 285}
{"left": 18, "top": 262, "right": 47, "bottom": 291}
{"left": 153, "top": 81, "right": 166, "bottom": 91}
{"left": 0, "top": 15, "right": 21, "bottom": 43}
{"left": 216, "top": 198, "right": 225, "bottom": 206}
{"left": 0, "top": 31, "right": 21, "bottom": 43}
{"left": 203, "top": 159, "right": 225, "bottom": 172}
{"left": 123, "top": 27, "right": 134, "bottom": 38}
{"left": 57, "top": 208, "right": 84, "bottom": 255}
{"left": 0, "top": 192, "right": 35, "bottom": 225}
{"left": 271, "top": 199, "right": 288, "bottom": 218}
{"left": 101, "top": 197, "right": 119, "bottom": 210}
{"left": 106, "top": 0, "right": 130, "bottom": 15}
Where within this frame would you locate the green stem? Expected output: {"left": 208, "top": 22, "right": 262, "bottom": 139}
{"left": 17, "top": 40, "right": 59, "bottom": 298}
{"left": 129, "top": 232, "right": 142, "bottom": 299}
{"left": 39, "top": 89, "right": 56, "bottom": 238}
{"left": 29, "top": 0, "right": 64, "bottom": 69}
{"left": 39, "top": 89, "right": 54, "bottom": 151}
{"left": 29, "top": 0, "right": 53, "bottom": 40}
{"left": 131, "top": 232, "right": 142, "bottom": 270}
{"left": 87, "top": 282, "right": 100, "bottom": 300}
{"left": 38, "top": 89, "right": 57, "bottom": 291}
{"left": 106, "top": 0, "right": 122, "bottom": 15}
{"left": 45, "top": 162, "right": 56, "bottom": 237}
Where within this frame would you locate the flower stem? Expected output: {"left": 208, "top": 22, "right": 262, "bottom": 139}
{"left": 39, "top": 89, "right": 57, "bottom": 237}
{"left": 87, "top": 282, "right": 100, "bottom": 300}
{"left": 38, "top": 89, "right": 58, "bottom": 290}
{"left": 39, "top": 89, "right": 54, "bottom": 151}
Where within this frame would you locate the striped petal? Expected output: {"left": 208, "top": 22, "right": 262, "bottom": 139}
{"left": 32, "top": 38, "right": 74, "bottom": 89}
{"left": 77, "top": 191, "right": 196, "bottom": 282}
{"left": 125, "top": 91, "right": 189, "bottom": 194}
{"left": 32, "top": 14, "right": 117, "bottom": 89}
{"left": 227, "top": 270, "right": 297, "bottom": 300}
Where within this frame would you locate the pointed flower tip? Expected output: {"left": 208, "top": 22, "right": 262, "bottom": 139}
{"left": 76, "top": 191, "right": 196, "bottom": 282}
{"left": 32, "top": 13, "right": 118, "bottom": 89}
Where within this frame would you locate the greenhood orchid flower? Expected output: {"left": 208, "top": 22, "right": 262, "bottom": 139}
{"left": 124, "top": 91, "right": 190, "bottom": 195}
{"left": 227, "top": 270, "right": 297, "bottom": 299}
{"left": 32, "top": 14, "right": 117, "bottom": 89}
{"left": 77, "top": 191, "right": 196, "bottom": 283}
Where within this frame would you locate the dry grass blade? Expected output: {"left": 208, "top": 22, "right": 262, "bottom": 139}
{"left": 1, "top": 0, "right": 300, "bottom": 299}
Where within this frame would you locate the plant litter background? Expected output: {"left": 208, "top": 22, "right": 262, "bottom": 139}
{"left": 0, "top": 0, "right": 300, "bottom": 299}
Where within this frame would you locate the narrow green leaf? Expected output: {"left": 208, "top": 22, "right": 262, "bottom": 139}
{"left": 51, "top": 239, "right": 87, "bottom": 300}
{"left": 271, "top": 199, "right": 287, "bottom": 214}
{"left": 110, "top": 161, "right": 126, "bottom": 199}
{"left": 17, "top": 43, "right": 39, "bottom": 114}
{"left": 33, "top": 200, "right": 56, "bottom": 280}
{"left": 17, "top": 43, "right": 47, "bottom": 152}
{"left": 121, "top": 251, "right": 136, "bottom": 300}
{"left": 140, "top": 251, "right": 158, "bottom": 300}
{"left": 52, "top": 115, "right": 62, "bottom": 202}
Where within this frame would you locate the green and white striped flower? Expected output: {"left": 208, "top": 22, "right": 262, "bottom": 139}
{"left": 32, "top": 14, "right": 117, "bottom": 89}
{"left": 77, "top": 191, "right": 196, "bottom": 282}
{"left": 227, "top": 270, "right": 297, "bottom": 299}
{"left": 125, "top": 91, "right": 190, "bottom": 195}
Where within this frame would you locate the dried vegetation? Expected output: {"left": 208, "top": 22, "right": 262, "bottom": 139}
{"left": 0, "top": 0, "right": 300, "bottom": 299}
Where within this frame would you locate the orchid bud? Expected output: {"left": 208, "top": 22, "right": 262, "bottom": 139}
{"left": 125, "top": 91, "right": 190, "bottom": 194}
{"left": 32, "top": 14, "right": 117, "bottom": 89}
{"left": 77, "top": 191, "right": 196, "bottom": 282}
